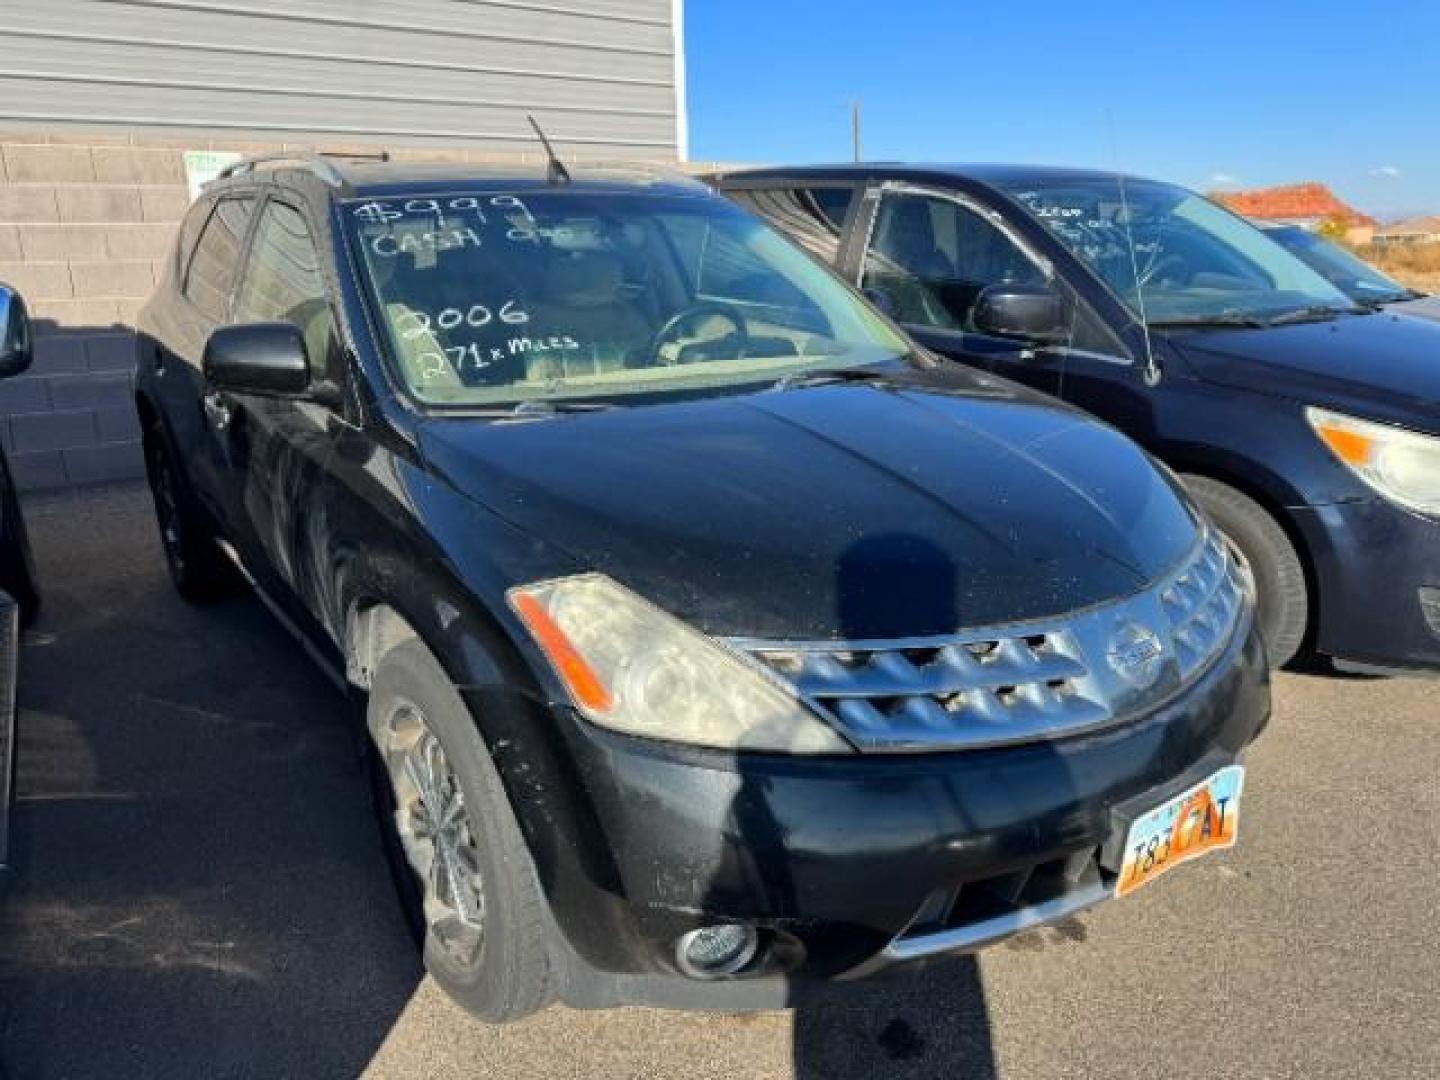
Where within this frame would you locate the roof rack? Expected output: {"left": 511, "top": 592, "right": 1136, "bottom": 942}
{"left": 215, "top": 150, "right": 390, "bottom": 186}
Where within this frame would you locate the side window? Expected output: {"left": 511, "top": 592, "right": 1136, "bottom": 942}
{"left": 862, "top": 193, "right": 1046, "bottom": 331}
{"left": 724, "top": 186, "right": 855, "bottom": 264}
{"left": 1060, "top": 297, "right": 1129, "bottom": 358}
{"left": 174, "top": 198, "right": 213, "bottom": 280}
{"left": 234, "top": 201, "right": 337, "bottom": 377}
{"left": 183, "top": 197, "right": 255, "bottom": 321}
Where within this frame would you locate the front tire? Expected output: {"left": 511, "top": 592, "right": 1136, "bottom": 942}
{"left": 1182, "top": 475, "right": 1308, "bottom": 668}
{"left": 367, "top": 638, "right": 553, "bottom": 1022}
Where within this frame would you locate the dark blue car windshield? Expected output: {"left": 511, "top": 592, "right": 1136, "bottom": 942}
{"left": 998, "top": 177, "right": 1360, "bottom": 325}
{"left": 1265, "top": 226, "right": 1412, "bottom": 304}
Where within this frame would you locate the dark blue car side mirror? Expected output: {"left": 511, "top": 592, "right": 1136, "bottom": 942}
{"left": 974, "top": 283, "right": 1069, "bottom": 344}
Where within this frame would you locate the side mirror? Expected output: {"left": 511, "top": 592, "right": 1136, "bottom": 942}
{"left": 0, "top": 285, "right": 34, "bottom": 379}
{"left": 973, "top": 283, "right": 1068, "bottom": 344}
{"left": 204, "top": 323, "right": 311, "bottom": 396}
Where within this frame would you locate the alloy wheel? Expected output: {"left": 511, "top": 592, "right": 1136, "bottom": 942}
{"left": 378, "top": 701, "right": 486, "bottom": 967}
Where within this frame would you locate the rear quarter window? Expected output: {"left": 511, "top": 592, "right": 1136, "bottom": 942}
{"left": 724, "top": 186, "right": 855, "bottom": 264}
{"left": 183, "top": 197, "right": 256, "bottom": 321}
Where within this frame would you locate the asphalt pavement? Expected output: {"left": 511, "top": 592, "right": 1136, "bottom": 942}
{"left": 1, "top": 484, "right": 1436, "bottom": 1079}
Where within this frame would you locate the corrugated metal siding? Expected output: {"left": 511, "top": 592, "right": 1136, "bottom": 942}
{"left": 0, "top": 0, "right": 681, "bottom": 158}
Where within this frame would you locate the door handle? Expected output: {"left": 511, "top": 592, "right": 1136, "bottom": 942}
{"left": 203, "top": 391, "right": 232, "bottom": 431}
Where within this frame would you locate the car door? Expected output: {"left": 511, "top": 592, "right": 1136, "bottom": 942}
{"left": 150, "top": 194, "right": 257, "bottom": 516}
{"left": 855, "top": 184, "right": 1129, "bottom": 397}
{"left": 207, "top": 192, "right": 348, "bottom": 613}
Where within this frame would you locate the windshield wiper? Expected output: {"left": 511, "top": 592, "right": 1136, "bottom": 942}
{"left": 1148, "top": 313, "right": 1268, "bottom": 330}
{"left": 1360, "top": 288, "right": 1428, "bottom": 307}
{"left": 1355, "top": 295, "right": 1408, "bottom": 310}
{"left": 1263, "top": 305, "right": 1354, "bottom": 327}
{"left": 459, "top": 399, "right": 616, "bottom": 419}
{"left": 772, "top": 365, "right": 898, "bottom": 391}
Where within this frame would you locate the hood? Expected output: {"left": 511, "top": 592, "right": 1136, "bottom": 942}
{"left": 418, "top": 379, "right": 1199, "bottom": 641}
{"left": 1171, "top": 311, "right": 1440, "bottom": 433}
{"left": 1387, "top": 294, "right": 1440, "bottom": 323}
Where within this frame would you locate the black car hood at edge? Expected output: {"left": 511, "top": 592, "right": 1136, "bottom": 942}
{"left": 1171, "top": 311, "right": 1440, "bottom": 433}
{"left": 418, "top": 377, "right": 1199, "bottom": 641}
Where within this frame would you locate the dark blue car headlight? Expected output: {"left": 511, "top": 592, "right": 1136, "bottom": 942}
{"left": 1308, "top": 406, "right": 1440, "bottom": 517}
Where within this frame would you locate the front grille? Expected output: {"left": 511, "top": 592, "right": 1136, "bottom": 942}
{"left": 736, "top": 529, "right": 1248, "bottom": 752}
{"left": 753, "top": 629, "right": 1109, "bottom": 748}
{"left": 1161, "top": 531, "right": 1246, "bottom": 679}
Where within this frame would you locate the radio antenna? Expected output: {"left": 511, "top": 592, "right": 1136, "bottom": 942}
{"left": 1107, "top": 111, "right": 1161, "bottom": 387}
{"left": 527, "top": 114, "right": 571, "bottom": 185}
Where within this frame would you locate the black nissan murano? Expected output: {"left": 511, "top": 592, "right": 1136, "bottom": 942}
{"left": 134, "top": 154, "right": 1268, "bottom": 1020}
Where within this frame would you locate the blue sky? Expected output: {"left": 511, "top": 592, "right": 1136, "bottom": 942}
{"left": 685, "top": 0, "right": 1438, "bottom": 220}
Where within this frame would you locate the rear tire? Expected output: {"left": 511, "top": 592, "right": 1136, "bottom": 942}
{"left": 1181, "top": 474, "right": 1308, "bottom": 668}
{"left": 142, "top": 428, "right": 237, "bottom": 602}
{"left": 367, "top": 638, "right": 553, "bottom": 1022}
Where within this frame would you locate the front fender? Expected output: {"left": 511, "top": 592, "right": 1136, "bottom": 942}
{"left": 330, "top": 463, "right": 633, "bottom": 972}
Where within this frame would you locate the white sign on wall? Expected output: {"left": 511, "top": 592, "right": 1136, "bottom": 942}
{"left": 182, "top": 150, "right": 244, "bottom": 199}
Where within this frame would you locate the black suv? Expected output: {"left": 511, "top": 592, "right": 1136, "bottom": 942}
{"left": 717, "top": 165, "right": 1440, "bottom": 674}
{"left": 135, "top": 154, "right": 1268, "bottom": 1019}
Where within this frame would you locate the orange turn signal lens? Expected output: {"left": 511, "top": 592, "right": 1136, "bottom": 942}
{"left": 510, "top": 591, "right": 614, "bottom": 713}
{"left": 1314, "top": 425, "right": 1373, "bottom": 467}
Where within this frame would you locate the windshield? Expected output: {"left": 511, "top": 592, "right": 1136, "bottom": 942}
{"left": 998, "top": 177, "right": 1360, "bottom": 326}
{"left": 345, "top": 190, "right": 910, "bottom": 406}
{"left": 1264, "top": 226, "right": 1413, "bottom": 304}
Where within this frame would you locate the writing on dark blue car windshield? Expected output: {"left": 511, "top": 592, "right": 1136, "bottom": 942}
{"left": 1003, "top": 178, "right": 1359, "bottom": 325}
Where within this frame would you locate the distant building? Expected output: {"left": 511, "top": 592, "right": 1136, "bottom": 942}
{"left": 1212, "top": 182, "right": 1376, "bottom": 245}
{"left": 1374, "top": 215, "right": 1440, "bottom": 246}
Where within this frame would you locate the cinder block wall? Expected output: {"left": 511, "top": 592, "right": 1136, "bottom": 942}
{"left": 0, "top": 132, "right": 555, "bottom": 491}
{"left": 0, "top": 133, "right": 191, "bottom": 489}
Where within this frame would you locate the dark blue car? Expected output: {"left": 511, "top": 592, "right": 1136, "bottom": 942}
{"left": 717, "top": 165, "right": 1440, "bottom": 672}
{"left": 1263, "top": 224, "right": 1440, "bottom": 322}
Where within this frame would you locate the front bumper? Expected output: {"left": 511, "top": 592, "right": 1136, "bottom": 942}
{"left": 501, "top": 613, "right": 1269, "bottom": 1010}
{"left": 1292, "top": 498, "right": 1440, "bottom": 670}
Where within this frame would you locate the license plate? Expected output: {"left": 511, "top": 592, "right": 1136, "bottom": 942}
{"left": 1116, "top": 765, "right": 1244, "bottom": 898}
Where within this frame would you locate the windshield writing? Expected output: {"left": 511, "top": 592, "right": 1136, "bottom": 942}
{"left": 1001, "top": 179, "right": 1359, "bottom": 325}
{"left": 346, "top": 192, "right": 909, "bottom": 406}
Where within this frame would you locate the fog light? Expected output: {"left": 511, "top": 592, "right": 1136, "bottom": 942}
{"left": 675, "top": 924, "right": 759, "bottom": 978}
{"left": 1421, "top": 588, "right": 1440, "bottom": 637}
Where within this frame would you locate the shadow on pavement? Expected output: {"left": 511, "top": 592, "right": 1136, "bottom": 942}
{"left": 791, "top": 957, "right": 996, "bottom": 1078}
{"left": 700, "top": 532, "right": 1005, "bottom": 1077}
{"left": 0, "top": 485, "right": 421, "bottom": 1079}
{"left": 1, "top": 488, "right": 1011, "bottom": 1078}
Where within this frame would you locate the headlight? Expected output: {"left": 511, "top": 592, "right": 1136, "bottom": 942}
{"left": 1307, "top": 406, "right": 1440, "bottom": 517}
{"left": 507, "top": 574, "right": 852, "bottom": 753}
